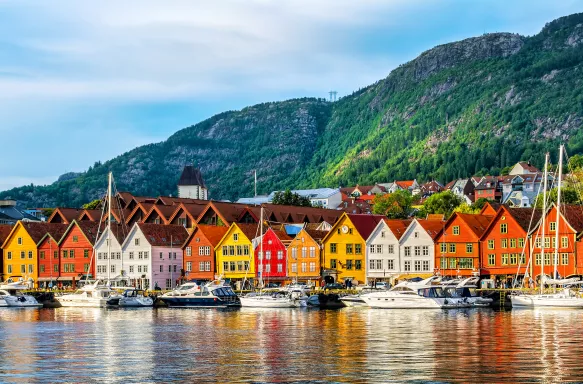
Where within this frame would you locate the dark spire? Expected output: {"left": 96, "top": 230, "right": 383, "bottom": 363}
{"left": 178, "top": 165, "right": 206, "bottom": 188}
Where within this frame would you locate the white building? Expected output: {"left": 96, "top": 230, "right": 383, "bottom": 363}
{"left": 178, "top": 165, "right": 208, "bottom": 200}
{"left": 365, "top": 219, "right": 411, "bottom": 283}
{"left": 94, "top": 224, "right": 127, "bottom": 284}
{"left": 237, "top": 188, "right": 342, "bottom": 208}
{"left": 398, "top": 219, "right": 443, "bottom": 278}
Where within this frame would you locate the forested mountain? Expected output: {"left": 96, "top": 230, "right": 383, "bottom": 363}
{"left": 3, "top": 13, "right": 583, "bottom": 207}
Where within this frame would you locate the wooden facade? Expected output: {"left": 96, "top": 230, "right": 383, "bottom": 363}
{"left": 254, "top": 228, "right": 290, "bottom": 282}
{"left": 182, "top": 224, "right": 228, "bottom": 281}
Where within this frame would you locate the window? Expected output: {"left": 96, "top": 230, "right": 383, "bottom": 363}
{"left": 330, "top": 259, "right": 337, "bottom": 268}
{"left": 414, "top": 246, "right": 421, "bottom": 256}
{"left": 40, "top": 265, "right": 45, "bottom": 273}
{"left": 229, "top": 261, "right": 236, "bottom": 272}
{"left": 199, "top": 262, "right": 205, "bottom": 272}
{"left": 355, "top": 260, "right": 362, "bottom": 270}
{"left": 453, "top": 226, "right": 460, "bottom": 235}
{"left": 70, "top": 250, "right": 75, "bottom": 258}
{"left": 111, "top": 265, "right": 116, "bottom": 273}
{"left": 369, "top": 259, "right": 376, "bottom": 270}
{"left": 348, "top": 228, "right": 353, "bottom": 235}
{"left": 17, "top": 237, "right": 22, "bottom": 245}
{"left": 21, "top": 265, "right": 25, "bottom": 273}
{"left": 544, "top": 237, "right": 550, "bottom": 249}
{"left": 309, "top": 247, "right": 315, "bottom": 258}
{"left": 244, "top": 261, "right": 249, "bottom": 271}
{"left": 166, "top": 279, "right": 172, "bottom": 289}
{"left": 376, "top": 260, "right": 383, "bottom": 270}
{"left": 449, "top": 258, "right": 456, "bottom": 269}
{"left": 186, "top": 262, "right": 192, "bottom": 272}
{"left": 414, "top": 260, "right": 421, "bottom": 271}
{"left": 330, "top": 243, "right": 337, "bottom": 253}
{"left": 440, "top": 243, "right": 447, "bottom": 253}
{"left": 535, "top": 254, "right": 541, "bottom": 265}
{"left": 550, "top": 222, "right": 556, "bottom": 231}
{"left": 84, "top": 264, "right": 90, "bottom": 272}
{"left": 135, "top": 238, "right": 140, "bottom": 246}
{"left": 223, "top": 261, "right": 229, "bottom": 273}
{"left": 54, "top": 264, "right": 59, "bottom": 272}
{"left": 561, "top": 253, "right": 569, "bottom": 265}
{"left": 404, "top": 246, "right": 411, "bottom": 257}
{"left": 422, "top": 260, "right": 430, "bottom": 271}
{"left": 63, "top": 250, "right": 68, "bottom": 259}
{"left": 510, "top": 239, "right": 516, "bottom": 248}
{"left": 502, "top": 254, "right": 509, "bottom": 265}
{"left": 488, "top": 254, "right": 495, "bottom": 266}
{"left": 278, "top": 264, "right": 283, "bottom": 273}
{"left": 458, "top": 258, "right": 473, "bottom": 269}
{"left": 355, "top": 244, "right": 362, "bottom": 255}
{"left": 518, "top": 238, "right": 525, "bottom": 248}
{"left": 309, "top": 262, "right": 316, "bottom": 272}
{"left": 138, "top": 266, "right": 143, "bottom": 273}
{"left": 237, "top": 262, "right": 243, "bottom": 272}
{"left": 544, "top": 254, "right": 551, "bottom": 265}
{"left": 301, "top": 263, "right": 307, "bottom": 272}
{"left": 28, "top": 251, "right": 33, "bottom": 259}
{"left": 84, "top": 250, "right": 89, "bottom": 258}
{"left": 414, "top": 232, "right": 419, "bottom": 238}
{"left": 243, "top": 246, "right": 250, "bottom": 256}
{"left": 388, "top": 244, "right": 394, "bottom": 254}
{"left": 449, "top": 244, "right": 456, "bottom": 253}
{"left": 7, "top": 265, "right": 12, "bottom": 274}
{"left": 278, "top": 250, "right": 284, "bottom": 260}
{"left": 561, "top": 236, "right": 568, "bottom": 249}
{"left": 510, "top": 253, "right": 517, "bottom": 265}
{"left": 404, "top": 261, "right": 411, "bottom": 271}
{"left": 520, "top": 253, "right": 526, "bottom": 264}
{"left": 160, "top": 252, "right": 163, "bottom": 259}
{"left": 143, "top": 265, "right": 148, "bottom": 273}
{"left": 117, "top": 252, "right": 121, "bottom": 260}
{"left": 422, "top": 246, "right": 429, "bottom": 256}
{"left": 222, "top": 246, "right": 228, "bottom": 256}
{"left": 204, "top": 262, "right": 211, "bottom": 271}
{"left": 387, "top": 259, "right": 394, "bottom": 269}
{"left": 369, "top": 244, "right": 376, "bottom": 254}
{"left": 7, "top": 251, "right": 11, "bottom": 260}
{"left": 551, "top": 237, "right": 556, "bottom": 249}
{"left": 488, "top": 240, "right": 495, "bottom": 250}
{"left": 381, "top": 231, "right": 386, "bottom": 238}
{"left": 266, "top": 251, "right": 271, "bottom": 260}
{"left": 346, "top": 260, "right": 353, "bottom": 270}
{"left": 264, "top": 264, "right": 271, "bottom": 273}
{"left": 291, "top": 263, "right": 297, "bottom": 273}
{"left": 228, "top": 246, "right": 235, "bottom": 256}
{"left": 500, "top": 223, "right": 508, "bottom": 234}
{"left": 144, "top": 252, "right": 149, "bottom": 259}
{"left": 501, "top": 239, "right": 507, "bottom": 248}
{"left": 186, "top": 247, "right": 192, "bottom": 256}
{"left": 346, "top": 244, "right": 353, "bottom": 254}
{"left": 139, "top": 252, "right": 143, "bottom": 259}
{"left": 236, "top": 245, "right": 243, "bottom": 256}
{"left": 233, "top": 233, "right": 239, "bottom": 241}
{"left": 301, "top": 247, "right": 307, "bottom": 258}
{"left": 40, "top": 251, "right": 45, "bottom": 259}
{"left": 73, "top": 236, "right": 78, "bottom": 243}
{"left": 160, "top": 265, "right": 163, "bottom": 273}
{"left": 129, "top": 265, "right": 134, "bottom": 273}
{"left": 440, "top": 258, "right": 447, "bottom": 269}
{"left": 535, "top": 237, "right": 541, "bottom": 248}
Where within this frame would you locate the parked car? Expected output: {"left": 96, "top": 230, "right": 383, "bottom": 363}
{"left": 374, "top": 282, "right": 390, "bottom": 290}
{"left": 323, "top": 283, "right": 344, "bottom": 290}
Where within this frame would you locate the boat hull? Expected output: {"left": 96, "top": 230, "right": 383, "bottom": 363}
{"left": 4, "top": 296, "right": 43, "bottom": 308}
{"left": 240, "top": 297, "right": 299, "bottom": 308}
{"left": 54, "top": 297, "right": 110, "bottom": 308}
{"left": 118, "top": 297, "right": 154, "bottom": 307}
{"left": 161, "top": 297, "right": 240, "bottom": 308}
{"left": 511, "top": 294, "right": 583, "bottom": 308}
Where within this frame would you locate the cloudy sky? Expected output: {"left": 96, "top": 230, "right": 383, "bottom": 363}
{"left": 0, "top": 0, "right": 581, "bottom": 191}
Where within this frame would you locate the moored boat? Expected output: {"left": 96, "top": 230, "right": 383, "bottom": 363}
{"left": 160, "top": 280, "right": 240, "bottom": 308}
{"left": 108, "top": 288, "right": 154, "bottom": 307}
{"left": 0, "top": 282, "right": 43, "bottom": 308}
{"left": 54, "top": 280, "right": 119, "bottom": 308}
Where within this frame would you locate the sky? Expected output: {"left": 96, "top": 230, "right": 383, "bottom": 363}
{"left": 0, "top": 0, "right": 582, "bottom": 191}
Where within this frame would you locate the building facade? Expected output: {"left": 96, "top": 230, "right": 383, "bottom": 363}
{"left": 215, "top": 223, "right": 258, "bottom": 287}
{"left": 398, "top": 219, "right": 443, "bottom": 279}
{"left": 255, "top": 228, "right": 290, "bottom": 283}
{"left": 182, "top": 224, "right": 229, "bottom": 281}
{"left": 287, "top": 229, "right": 326, "bottom": 286}
{"left": 365, "top": 219, "right": 410, "bottom": 284}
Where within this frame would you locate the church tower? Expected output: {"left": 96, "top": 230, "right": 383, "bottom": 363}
{"left": 177, "top": 165, "right": 208, "bottom": 200}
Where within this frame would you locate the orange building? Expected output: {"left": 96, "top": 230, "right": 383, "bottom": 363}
{"left": 480, "top": 206, "right": 541, "bottom": 281}
{"left": 287, "top": 229, "right": 327, "bottom": 286}
{"left": 182, "top": 224, "right": 229, "bottom": 281}
{"left": 57, "top": 220, "right": 101, "bottom": 288}
{"left": 435, "top": 213, "right": 493, "bottom": 277}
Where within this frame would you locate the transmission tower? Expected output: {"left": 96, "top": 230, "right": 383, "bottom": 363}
{"left": 328, "top": 91, "right": 337, "bottom": 102}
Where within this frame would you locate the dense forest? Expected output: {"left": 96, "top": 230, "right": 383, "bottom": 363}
{"left": 2, "top": 13, "right": 583, "bottom": 207}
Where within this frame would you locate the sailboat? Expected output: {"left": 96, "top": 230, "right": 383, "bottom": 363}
{"left": 240, "top": 208, "right": 305, "bottom": 308}
{"left": 511, "top": 145, "right": 583, "bottom": 308}
{"left": 54, "top": 172, "right": 120, "bottom": 308}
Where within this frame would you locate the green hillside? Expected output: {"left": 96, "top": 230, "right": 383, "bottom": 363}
{"left": 2, "top": 13, "right": 583, "bottom": 207}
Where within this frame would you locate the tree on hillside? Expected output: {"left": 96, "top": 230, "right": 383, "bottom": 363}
{"left": 82, "top": 199, "right": 102, "bottom": 210}
{"left": 534, "top": 187, "right": 581, "bottom": 208}
{"left": 453, "top": 202, "right": 480, "bottom": 214}
{"left": 419, "top": 191, "right": 462, "bottom": 219}
{"left": 372, "top": 190, "right": 413, "bottom": 219}
{"left": 272, "top": 190, "right": 312, "bottom": 207}
{"left": 568, "top": 154, "right": 583, "bottom": 171}
{"left": 472, "top": 198, "right": 491, "bottom": 211}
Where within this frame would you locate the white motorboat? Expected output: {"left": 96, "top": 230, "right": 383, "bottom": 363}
{"left": 54, "top": 280, "right": 119, "bottom": 308}
{"left": 240, "top": 291, "right": 305, "bottom": 308}
{"left": 160, "top": 281, "right": 201, "bottom": 297}
{"left": 108, "top": 289, "right": 154, "bottom": 307}
{"left": 340, "top": 288, "right": 384, "bottom": 307}
{"left": 0, "top": 282, "right": 43, "bottom": 308}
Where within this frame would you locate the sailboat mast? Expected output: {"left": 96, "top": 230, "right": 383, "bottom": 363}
{"left": 107, "top": 172, "right": 112, "bottom": 282}
{"left": 259, "top": 207, "right": 263, "bottom": 289}
{"left": 553, "top": 145, "right": 564, "bottom": 287}
{"left": 540, "top": 153, "right": 549, "bottom": 295}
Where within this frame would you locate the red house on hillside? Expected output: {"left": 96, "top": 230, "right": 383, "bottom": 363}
{"left": 57, "top": 220, "right": 101, "bottom": 288}
{"left": 255, "top": 228, "right": 292, "bottom": 284}
{"left": 182, "top": 224, "right": 229, "bottom": 281}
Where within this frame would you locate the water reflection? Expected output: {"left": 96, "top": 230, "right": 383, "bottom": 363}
{"left": 1, "top": 307, "right": 583, "bottom": 382}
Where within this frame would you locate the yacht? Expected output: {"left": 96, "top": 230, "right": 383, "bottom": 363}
{"left": 108, "top": 289, "right": 154, "bottom": 307}
{"left": 161, "top": 280, "right": 240, "bottom": 308}
{"left": 511, "top": 281, "right": 583, "bottom": 308}
{"left": 340, "top": 287, "right": 384, "bottom": 307}
{"left": 442, "top": 277, "right": 493, "bottom": 307}
{"left": 159, "top": 281, "right": 201, "bottom": 297}
{"left": 54, "top": 280, "right": 119, "bottom": 308}
{"left": 0, "top": 282, "right": 43, "bottom": 308}
{"left": 240, "top": 289, "right": 307, "bottom": 308}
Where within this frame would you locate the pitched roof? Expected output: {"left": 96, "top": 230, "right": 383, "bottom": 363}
{"left": 143, "top": 204, "right": 176, "bottom": 224}
{"left": 303, "top": 229, "right": 328, "bottom": 242}
{"left": 559, "top": 205, "right": 583, "bottom": 233}
{"left": 347, "top": 214, "right": 386, "bottom": 240}
{"left": 503, "top": 207, "right": 542, "bottom": 232}
{"left": 48, "top": 207, "right": 83, "bottom": 224}
{"left": 474, "top": 176, "right": 502, "bottom": 190}
{"left": 427, "top": 214, "right": 445, "bottom": 221}
{"left": 454, "top": 213, "right": 494, "bottom": 238}
{"left": 271, "top": 228, "right": 293, "bottom": 242}
{"left": 395, "top": 180, "right": 415, "bottom": 189}
{"left": 198, "top": 201, "right": 251, "bottom": 225}
{"left": 0, "top": 224, "right": 13, "bottom": 245}
{"left": 235, "top": 223, "right": 260, "bottom": 242}
{"left": 191, "top": 224, "right": 230, "bottom": 247}
{"left": 137, "top": 223, "right": 189, "bottom": 247}
{"left": 78, "top": 209, "right": 102, "bottom": 221}
{"left": 516, "top": 161, "right": 540, "bottom": 173}
{"left": 416, "top": 219, "right": 445, "bottom": 240}
{"left": 60, "top": 220, "right": 102, "bottom": 245}
{"left": 261, "top": 204, "right": 343, "bottom": 224}
{"left": 383, "top": 219, "right": 412, "bottom": 240}
{"left": 116, "top": 191, "right": 135, "bottom": 207}
{"left": 156, "top": 196, "right": 208, "bottom": 206}
{"left": 178, "top": 165, "right": 206, "bottom": 187}
{"left": 20, "top": 222, "right": 68, "bottom": 245}
{"left": 420, "top": 180, "right": 444, "bottom": 193}
{"left": 168, "top": 202, "right": 207, "bottom": 224}
{"left": 97, "top": 223, "right": 130, "bottom": 246}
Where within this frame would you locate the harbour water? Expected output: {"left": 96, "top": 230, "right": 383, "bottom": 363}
{"left": 1, "top": 308, "right": 583, "bottom": 383}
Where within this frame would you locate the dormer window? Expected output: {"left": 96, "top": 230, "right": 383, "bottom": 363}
{"left": 414, "top": 232, "right": 419, "bottom": 238}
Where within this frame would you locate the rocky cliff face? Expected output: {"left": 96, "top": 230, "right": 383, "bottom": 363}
{"left": 2, "top": 13, "right": 583, "bottom": 207}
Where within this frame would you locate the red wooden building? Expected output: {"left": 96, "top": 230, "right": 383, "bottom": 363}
{"left": 480, "top": 206, "right": 541, "bottom": 282}
{"left": 255, "top": 228, "right": 292, "bottom": 283}
{"left": 37, "top": 224, "right": 68, "bottom": 288}
{"left": 435, "top": 213, "right": 493, "bottom": 277}
{"left": 182, "top": 224, "right": 229, "bottom": 281}
{"left": 530, "top": 204, "right": 583, "bottom": 279}
{"left": 57, "top": 220, "right": 101, "bottom": 288}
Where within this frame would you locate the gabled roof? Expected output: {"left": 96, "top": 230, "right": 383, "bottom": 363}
{"left": 0, "top": 224, "right": 14, "bottom": 245}
{"left": 168, "top": 202, "right": 207, "bottom": 224}
{"left": 420, "top": 180, "right": 444, "bottom": 193}
{"left": 474, "top": 176, "right": 502, "bottom": 190}
{"left": 142, "top": 204, "right": 176, "bottom": 224}
{"left": 155, "top": 196, "right": 208, "bottom": 206}
{"left": 21, "top": 222, "right": 68, "bottom": 246}
{"left": 77, "top": 209, "right": 102, "bottom": 222}
{"left": 270, "top": 228, "right": 293, "bottom": 242}
{"left": 347, "top": 214, "right": 386, "bottom": 240}
{"left": 261, "top": 204, "right": 343, "bottom": 224}
{"left": 96, "top": 223, "right": 130, "bottom": 246}
{"left": 382, "top": 219, "right": 412, "bottom": 240}
{"left": 197, "top": 201, "right": 251, "bottom": 225}
{"left": 178, "top": 165, "right": 206, "bottom": 188}
{"left": 137, "top": 223, "right": 189, "bottom": 247}
{"left": 236, "top": 223, "right": 260, "bottom": 242}
{"left": 395, "top": 180, "right": 415, "bottom": 189}
{"left": 47, "top": 207, "right": 84, "bottom": 224}
{"left": 303, "top": 229, "right": 328, "bottom": 243}
{"left": 516, "top": 161, "right": 540, "bottom": 173}
{"left": 182, "top": 224, "right": 230, "bottom": 249}
{"left": 58, "top": 220, "right": 102, "bottom": 246}
{"left": 479, "top": 202, "right": 501, "bottom": 216}
{"left": 125, "top": 203, "right": 155, "bottom": 224}
{"left": 416, "top": 219, "right": 446, "bottom": 240}
{"left": 116, "top": 191, "right": 136, "bottom": 208}
{"left": 558, "top": 205, "right": 583, "bottom": 234}
{"left": 449, "top": 213, "right": 494, "bottom": 238}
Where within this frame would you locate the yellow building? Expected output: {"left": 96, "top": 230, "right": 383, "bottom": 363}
{"left": 1, "top": 221, "right": 66, "bottom": 287}
{"left": 322, "top": 213, "right": 385, "bottom": 285}
{"left": 215, "top": 223, "right": 258, "bottom": 284}
{"left": 287, "top": 229, "right": 327, "bottom": 286}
